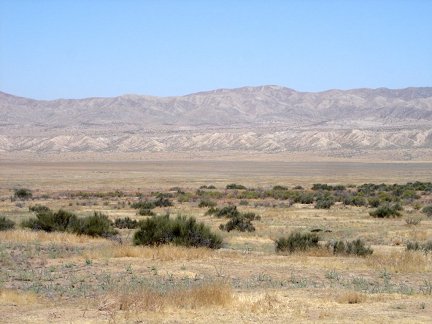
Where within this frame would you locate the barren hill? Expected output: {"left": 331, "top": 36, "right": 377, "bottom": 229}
{"left": 1, "top": 86, "right": 431, "bottom": 159}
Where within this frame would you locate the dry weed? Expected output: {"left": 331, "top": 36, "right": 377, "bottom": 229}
{"left": 0, "top": 229, "right": 106, "bottom": 244}
{"left": 83, "top": 244, "right": 213, "bottom": 261}
{"left": 367, "top": 251, "right": 430, "bottom": 273}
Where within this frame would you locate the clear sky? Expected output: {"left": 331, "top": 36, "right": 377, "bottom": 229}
{"left": 0, "top": 0, "right": 431, "bottom": 99}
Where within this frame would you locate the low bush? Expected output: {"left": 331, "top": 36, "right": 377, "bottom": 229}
{"left": 14, "top": 188, "right": 32, "bottom": 200}
{"left": 131, "top": 201, "right": 156, "bottom": 210}
{"left": 138, "top": 208, "right": 155, "bottom": 216}
{"left": 154, "top": 196, "right": 173, "bottom": 207}
{"left": 114, "top": 217, "right": 139, "bottom": 229}
{"left": 275, "top": 232, "right": 319, "bottom": 253}
{"left": 327, "top": 239, "right": 373, "bottom": 256}
{"left": 133, "top": 214, "right": 222, "bottom": 249}
{"left": 368, "top": 197, "right": 381, "bottom": 208}
{"left": 226, "top": 184, "right": 247, "bottom": 190}
{"left": 213, "top": 206, "right": 240, "bottom": 218}
{"left": 406, "top": 240, "right": 432, "bottom": 254}
{"left": 198, "top": 199, "right": 217, "bottom": 208}
{"left": 272, "top": 185, "right": 288, "bottom": 191}
{"left": 69, "top": 212, "right": 118, "bottom": 237}
{"left": 422, "top": 205, "right": 432, "bottom": 217}
{"left": 315, "top": 198, "right": 334, "bottom": 209}
{"left": 219, "top": 215, "right": 255, "bottom": 232}
{"left": 0, "top": 216, "right": 15, "bottom": 231}
{"left": 369, "top": 204, "right": 402, "bottom": 218}
{"left": 29, "top": 204, "right": 51, "bottom": 213}
{"left": 22, "top": 209, "right": 78, "bottom": 232}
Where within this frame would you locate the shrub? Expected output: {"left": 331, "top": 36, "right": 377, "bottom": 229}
{"left": 368, "top": 197, "right": 381, "bottom": 208}
{"left": 14, "top": 188, "right": 32, "bottom": 200}
{"left": 327, "top": 239, "right": 373, "bottom": 256}
{"left": 131, "top": 201, "right": 156, "bottom": 210}
{"left": 369, "top": 205, "right": 402, "bottom": 218}
{"left": 422, "top": 205, "right": 432, "bottom": 217}
{"left": 405, "top": 216, "right": 422, "bottom": 226}
{"left": 154, "top": 196, "right": 173, "bottom": 207}
{"left": 275, "top": 232, "right": 319, "bottom": 253}
{"left": 69, "top": 212, "right": 117, "bottom": 237}
{"left": 293, "top": 185, "right": 304, "bottom": 190}
{"left": 114, "top": 217, "right": 139, "bottom": 229}
{"left": 219, "top": 215, "right": 255, "bottom": 232}
{"left": 198, "top": 199, "right": 217, "bottom": 208}
{"left": 0, "top": 216, "right": 15, "bottom": 231}
{"left": 315, "top": 198, "right": 334, "bottom": 209}
{"left": 138, "top": 208, "right": 155, "bottom": 216}
{"left": 29, "top": 204, "right": 51, "bottom": 213}
{"left": 200, "top": 185, "right": 216, "bottom": 189}
{"left": 133, "top": 214, "right": 222, "bottom": 249}
{"left": 214, "top": 206, "right": 240, "bottom": 218}
{"left": 226, "top": 184, "right": 247, "bottom": 190}
{"left": 406, "top": 240, "right": 432, "bottom": 254}
{"left": 239, "top": 200, "right": 249, "bottom": 206}
{"left": 22, "top": 209, "right": 78, "bottom": 232}
{"left": 273, "top": 185, "right": 288, "bottom": 191}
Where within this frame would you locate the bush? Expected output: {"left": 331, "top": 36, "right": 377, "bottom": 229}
{"left": 14, "top": 188, "right": 32, "bottom": 200}
{"left": 369, "top": 204, "right": 402, "bottom": 218}
{"left": 315, "top": 198, "right": 334, "bottom": 209}
{"left": 275, "top": 232, "right": 319, "bottom": 253}
{"left": 154, "top": 196, "right": 173, "bottom": 207}
{"left": 239, "top": 200, "right": 249, "bottom": 206}
{"left": 219, "top": 215, "right": 255, "bottom": 232}
{"left": 422, "top": 205, "right": 432, "bottom": 217}
{"left": 22, "top": 209, "right": 78, "bottom": 232}
{"left": 29, "top": 204, "right": 51, "bottom": 213}
{"left": 0, "top": 216, "right": 15, "bottom": 231}
{"left": 327, "top": 239, "right": 373, "bottom": 256}
{"left": 198, "top": 199, "right": 217, "bottom": 208}
{"left": 406, "top": 240, "right": 432, "bottom": 254}
{"left": 138, "top": 208, "right": 155, "bottom": 216}
{"left": 368, "top": 197, "right": 381, "bottom": 208}
{"left": 273, "top": 185, "right": 288, "bottom": 191}
{"left": 226, "top": 184, "right": 247, "bottom": 190}
{"left": 133, "top": 214, "right": 222, "bottom": 249}
{"left": 69, "top": 212, "right": 117, "bottom": 237}
{"left": 213, "top": 206, "right": 240, "bottom": 218}
{"left": 114, "top": 217, "right": 139, "bottom": 229}
{"left": 131, "top": 201, "right": 156, "bottom": 210}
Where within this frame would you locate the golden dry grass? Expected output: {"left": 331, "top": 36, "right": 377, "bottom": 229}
{"left": 0, "top": 290, "right": 38, "bottom": 305}
{"left": 100, "top": 282, "right": 233, "bottom": 313}
{"left": 83, "top": 244, "right": 214, "bottom": 261}
{"left": 367, "top": 250, "right": 431, "bottom": 273}
{"left": 0, "top": 229, "right": 106, "bottom": 244}
{"left": 336, "top": 291, "right": 366, "bottom": 304}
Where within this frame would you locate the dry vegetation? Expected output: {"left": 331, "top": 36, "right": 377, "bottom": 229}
{"left": 1, "top": 161, "right": 432, "bottom": 323}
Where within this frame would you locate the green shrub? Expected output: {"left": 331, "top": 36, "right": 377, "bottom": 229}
{"left": 315, "top": 198, "right": 334, "bottom": 209}
{"left": 422, "top": 205, "right": 432, "bottom": 217}
{"left": 226, "top": 184, "right": 247, "bottom": 190}
{"left": 368, "top": 197, "right": 381, "bottom": 208}
{"left": 14, "top": 188, "right": 32, "bottom": 200}
{"left": 22, "top": 209, "right": 78, "bottom": 232}
{"left": 0, "top": 216, "right": 15, "bottom": 231}
{"left": 273, "top": 185, "right": 288, "bottom": 191}
{"left": 327, "top": 239, "right": 373, "bottom": 256}
{"left": 133, "top": 214, "right": 222, "bottom": 249}
{"left": 214, "top": 205, "right": 240, "bottom": 218}
{"left": 406, "top": 240, "right": 432, "bottom": 254}
{"left": 219, "top": 215, "right": 255, "bottom": 232}
{"left": 114, "top": 217, "right": 139, "bottom": 229}
{"left": 69, "top": 212, "right": 117, "bottom": 237}
{"left": 369, "top": 204, "right": 402, "bottom": 218}
{"left": 138, "top": 208, "right": 155, "bottom": 216}
{"left": 153, "top": 196, "right": 173, "bottom": 207}
{"left": 198, "top": 199, "right": 217, "bottom": 208}
{"left": 131, "top": 201, "right": 156, "bottom": 209}
{"left": 29, "top": 204, "right": 51, "bottom": 213}
{"left": 275, "top": 232, "right": 319, "bottom": 253}
{"left": 239, "top": 200, "right": 249, "bottom": 206}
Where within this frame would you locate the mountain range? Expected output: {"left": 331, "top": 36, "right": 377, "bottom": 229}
{"left": 1, "top": 85, "right": 431, "bottom": 159}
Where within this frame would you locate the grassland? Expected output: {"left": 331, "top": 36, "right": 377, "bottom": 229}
{"left": 1, "top": 160, "right": 432, "bottom": 323}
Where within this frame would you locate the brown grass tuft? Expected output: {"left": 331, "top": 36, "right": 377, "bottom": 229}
{"left": 0, "top": 229, "right": 106, "bottom": 244}
{"left": 337, "top": 291, "right": 366, "bottom": 304}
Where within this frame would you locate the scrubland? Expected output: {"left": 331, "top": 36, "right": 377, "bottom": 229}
{"left": 1, "top": 161, "right": 432, "bottom": 323}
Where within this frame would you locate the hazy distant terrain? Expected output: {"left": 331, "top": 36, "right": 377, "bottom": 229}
{"left": 1, "top": 86, "right": 431, "bottom": 159}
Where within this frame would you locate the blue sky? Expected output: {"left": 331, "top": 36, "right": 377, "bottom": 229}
{"left": 0, "top": 0, "right": 431, "bottom": 99}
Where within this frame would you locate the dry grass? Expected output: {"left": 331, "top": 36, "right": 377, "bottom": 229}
{"left": 337, "top": 291, "right": 366, "bottom": 304}
{"left": 82, "top": 244, "right": 214, "bottom": 261}
{"left": 0, "top": 289, "right": 38, "bottom": 305}
{"left": 0, "top": 229, "right": 107, "bottom": 244}
{"left": 100, "top": 282, "right": 232, "bottom": 312}
{"left": 367, "top": 250, "right": 431, "bottom": 273}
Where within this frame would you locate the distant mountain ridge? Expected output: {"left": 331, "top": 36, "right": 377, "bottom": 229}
{"left": 1, "top": 86, "right": 431, "bottom": 158}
